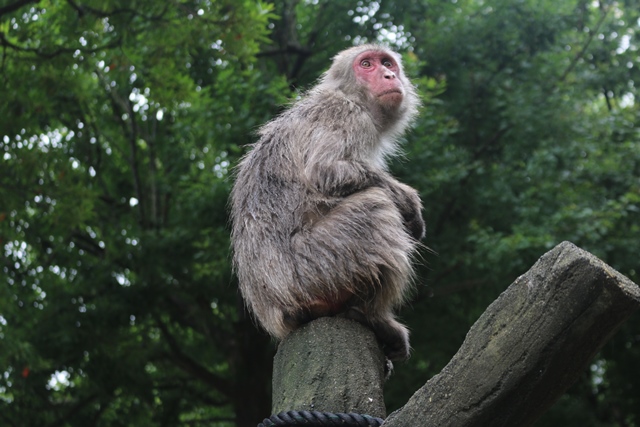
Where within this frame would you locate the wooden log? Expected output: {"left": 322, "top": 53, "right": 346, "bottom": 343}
{"left": 271, "top": 316, "right": 387, "bottom": 419}
{"left": 384, "top": 241, "right": 640, "bottom": 426}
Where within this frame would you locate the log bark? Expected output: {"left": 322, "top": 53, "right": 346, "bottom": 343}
{"left": 272, "top": 316, "right": 387, "bottom": 418}
{"left": 384, "top": 241, "right": 640, "bottom": 426}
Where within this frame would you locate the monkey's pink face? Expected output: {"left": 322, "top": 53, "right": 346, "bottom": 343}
{"left": 353, "top": 50, "right": 404, "bottom": 108}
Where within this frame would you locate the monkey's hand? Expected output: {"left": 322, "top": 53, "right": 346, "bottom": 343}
{"left": 384, "top": 180, "right": 425, "bottom": 240}
{"left": 305, "top": 160, "right": 382, "bottom": 197}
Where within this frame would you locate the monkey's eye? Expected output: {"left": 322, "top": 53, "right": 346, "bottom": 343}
{"left": 360, "top": 59, "right": 372, "bottom": 68}
{"left": 382, "top": 59, "right": 394, "bottom": 68}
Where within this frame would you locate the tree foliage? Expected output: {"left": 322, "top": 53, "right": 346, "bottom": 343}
{"left": 1, "top": 1, "right": 639, "bottom": 426}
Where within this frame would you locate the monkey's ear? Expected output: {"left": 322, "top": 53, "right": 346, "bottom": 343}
{"left": 320, "top": 65, "right": 354, "bottom": 92}
{"left": 321, "top": 44, "right": 379, "bottom": 90}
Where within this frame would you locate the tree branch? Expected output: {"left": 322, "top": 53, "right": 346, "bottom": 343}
{"left": 0, "top": 32, "right": 122, "bottom": 59}
{"left": 555, "top": 5, "right": 610, "bottom": 87}
{"left": 101, "top": 83, "right": 147, "bottom": 228}
{"left": 0, "top": 0, "right": 38, "bottom": 18}
{"left": 47, "top": 393, "right": 100, "bottom": 427}
{"left": 66, "top": 0, "right": 137, "bottom": 18}
{"left": 155, "top": 317, "right": 234, "bottom": 396}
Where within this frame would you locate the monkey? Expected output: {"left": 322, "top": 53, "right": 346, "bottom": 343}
{"left": 230, "top": 44, "right": 424, "bottom": 361}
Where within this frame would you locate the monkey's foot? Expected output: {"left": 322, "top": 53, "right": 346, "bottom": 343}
{"left": 343, "top": 308, "right": 410, "bottom": 361}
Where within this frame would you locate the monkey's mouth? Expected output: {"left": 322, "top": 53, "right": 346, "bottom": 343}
{"left": 379, "top": 89, "right": 403, "bottom": 97}
{"left": 378, "top": 90, "right": 403, "bottom": 106}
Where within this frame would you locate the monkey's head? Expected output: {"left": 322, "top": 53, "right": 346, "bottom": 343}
{"left": 319, "top": 44, "right": 419, "bottom": 132}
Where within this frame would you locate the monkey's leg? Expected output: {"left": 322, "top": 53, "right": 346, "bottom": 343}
{"left": 370, "top": 315, "right": 411, "bottom": 361}
{"left": 342, "top": 302, "right": 411, "bottom": 361}
{"left": 289, "top": 187, "right": 416, "bottom": 359}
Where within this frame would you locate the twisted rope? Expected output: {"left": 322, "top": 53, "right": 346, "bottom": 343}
{"left": 258, "top": 410, "right": 384, "bottom": 427}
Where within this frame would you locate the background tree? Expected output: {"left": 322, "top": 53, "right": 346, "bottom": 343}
{"left": 1, "top": 1, "right": 639, "bottom": 426}
{"left": 0, "top": 1, "right": 282, "bottom": 426}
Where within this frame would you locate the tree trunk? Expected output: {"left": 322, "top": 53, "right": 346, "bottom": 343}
{"left": 271, "top": 241, "right": 640, "bottom": 426}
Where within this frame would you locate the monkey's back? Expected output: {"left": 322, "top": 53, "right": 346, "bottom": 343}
{"left": 231, "top": 100, "right": 324, "bottom": 336}
{"left": 231, "top": 90, "right": 375, "bottom": 251}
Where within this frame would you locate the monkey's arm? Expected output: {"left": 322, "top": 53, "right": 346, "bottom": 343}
{"left": 305, "top": 159, "right": 424, "bottom": 240}
{"left": 381, "top": 177, "right": 426, "bottom": 240}
{"left": 305, "top": 159, "right": 382, "bottom": 197}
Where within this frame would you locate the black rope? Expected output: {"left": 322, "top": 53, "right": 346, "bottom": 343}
{"left": 258, "top": 410, "right": 384, "bottom": 427}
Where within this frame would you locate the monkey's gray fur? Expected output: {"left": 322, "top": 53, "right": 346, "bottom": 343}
{"left": 230, "top": 44, "right": 424, "bottom": 360}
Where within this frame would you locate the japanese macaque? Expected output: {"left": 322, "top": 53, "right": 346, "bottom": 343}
{"left": 230, "top": 44, "right": 424, "bottom": 361}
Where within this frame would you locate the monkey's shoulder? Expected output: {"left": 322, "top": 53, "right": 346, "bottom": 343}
{"left": 259, "top": 90, "right": 374, "bottom": 136}
{"left": 298, "top": 90, "right": 371, "bottom": 123}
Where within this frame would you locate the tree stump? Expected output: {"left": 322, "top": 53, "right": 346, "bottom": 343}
{"left": 272, "top": 317, "right": 387, "bottom": 418}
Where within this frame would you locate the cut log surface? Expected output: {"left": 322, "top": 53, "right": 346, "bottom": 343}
{"left": 384, "top": 241, "right": 640, "bottom": 427}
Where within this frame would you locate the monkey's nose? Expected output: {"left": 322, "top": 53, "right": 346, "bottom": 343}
{"left": 384, "top": 70, "right": 396, "bottom": 79}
